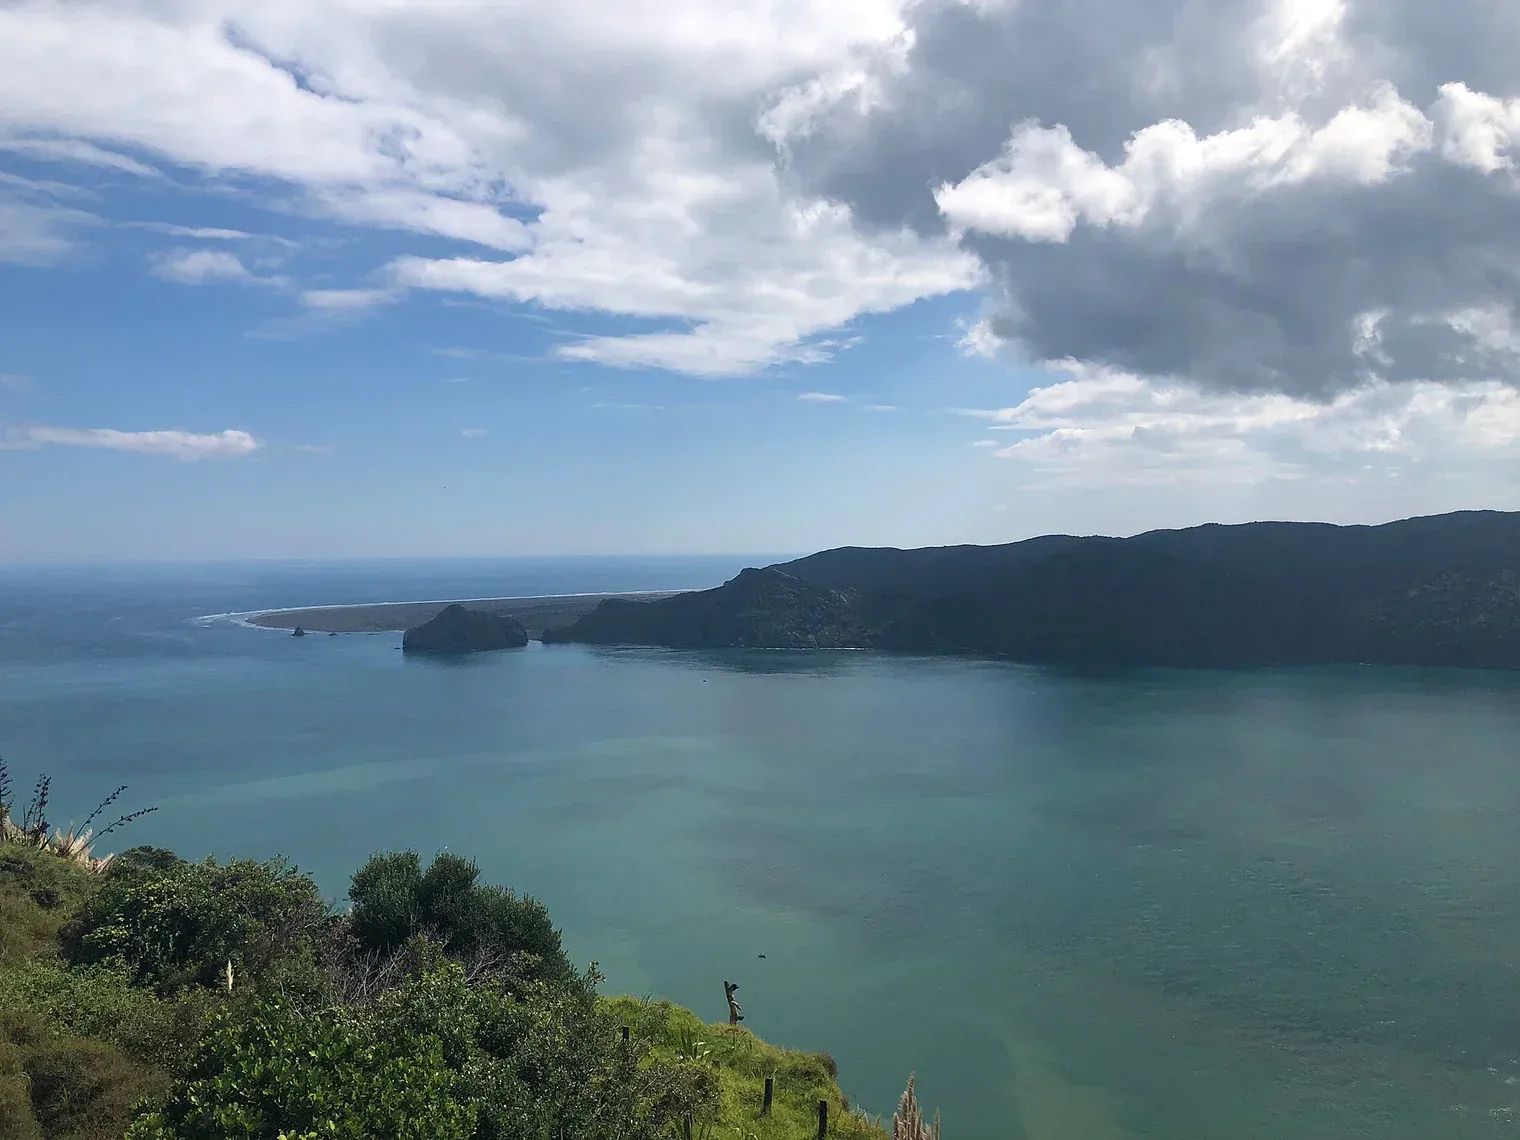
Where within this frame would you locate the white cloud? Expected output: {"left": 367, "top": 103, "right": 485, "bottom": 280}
{"left": 1434, "top": 82, "right": 1520, "bottom": 174}
{"left": 956, "top": 317, "right": 1005, "bottom": 359}
{"left": 460, "top": 428, "right": 489, "bottom": 437}
{"left": 963, "top": 362, "right": 1520, "bottom": 487}
{"left": 317, "top": 187, "right": 531, "bottom": 251}
{"left": 798, "top": 391, "right": 848, "bottom": 402}
{"left": 0, "top": 0, "right": 975, "bottom": 376}
{"left": 391, "top": 197, "right": 978, "bottom": 376}
{"left": 9, "top": 427, "right": 264, "bottom": 460}
{"left": 123, "top": 222, "right": 257, "bottom": 241}
{"left": 0, "top": 136, "right": 159, "bottom": 177}
{"left": 0, "top": 373, "right": 30, "bottom": 389}
{"left": 863, "top": 403, "right": 898, "bottom": 411}
{"left": 149, "top": 248, "right": 277, "bottom": 285}
{"left": 936, "top": 84, "right": 1433, "bottom": 243}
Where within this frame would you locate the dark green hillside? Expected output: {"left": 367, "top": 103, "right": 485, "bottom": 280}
{"left": 548, "top": 511, "right": 1520, "bottom": 669}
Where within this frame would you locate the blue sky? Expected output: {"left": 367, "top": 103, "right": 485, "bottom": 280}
{"left": 3, "top": 0, "right": 1519, "bottom": 562}
{"left": 0, "top": 158, "right": 1029, "bottom": 559}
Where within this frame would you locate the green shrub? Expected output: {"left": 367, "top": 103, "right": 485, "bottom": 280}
{"left": 360, "top": 962, "right": 718, "bottom": 1140}
{"left": 0, "top": 1010, "right": 168, "bottom": 1140}
{"left": 0, "top": 846, "right": 99, "bottom": 968}
{"left": 126, "top": 1000, "right": 474, "bottom": 1140}
{"left": 64, "top": 856, "right": 330, "bottom": 993}
{"left": 0, "top": 962, "right": 212, "bottom": 1074}
{"left": 348, "top": 852, "right": 575, "bottom": 984}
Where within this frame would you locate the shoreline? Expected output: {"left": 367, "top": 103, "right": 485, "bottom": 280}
{"left": 216, "top": 589, "right": 687, "bottom": 635}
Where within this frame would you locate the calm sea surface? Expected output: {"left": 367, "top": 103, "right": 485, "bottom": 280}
{"left": 5, "top": 559, "right": 1520, "bottom": 1139}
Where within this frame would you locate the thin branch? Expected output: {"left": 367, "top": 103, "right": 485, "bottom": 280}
{"left": 80, "top": 785, "right": 128, "bottom": 833}
{"left": 97, "top": 805, "right": 159, "bottom": 838}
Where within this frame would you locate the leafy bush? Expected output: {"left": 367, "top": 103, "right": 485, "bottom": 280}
{"left": 126, "top": 999, "right": 474, "bottom": 1140}
{"left": 0, "top": 1009, "right": 168, "bottom": 1140}
{"left": 361, "top": 961, "right": 719, "bottom": 1140}
{"left": 64, "top": 856, "right": 330, "bottom": 993}
{"left": 0, "top": 962, "right": 212, "bottom": 1074}
{"left": 348, "top": 851, "right": 575, "bottom": 984}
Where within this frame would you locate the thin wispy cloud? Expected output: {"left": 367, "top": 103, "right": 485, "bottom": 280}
{"left": 302, "top": 287, "right": 397, "bottom": 311}
{"left": 123, "top": 221, "right": 283, "bottom": 244}
{"left": 460, "top": 428, "right": 488, "bottom": 438}
{"left": 0, "top": 136, "right": 159, "bottom": 178}
{"left": 6, "top": 427, "right": 264, "bottom": 460}
{"left": 0, "top": 196, "right": 97, "bottom": 265}
{"left": 798, "top": 392, "right": 848, "bottom": 403}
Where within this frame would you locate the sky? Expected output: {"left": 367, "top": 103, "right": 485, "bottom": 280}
{"left": 2, "top": 0, "right": 1520, "bottom": 562}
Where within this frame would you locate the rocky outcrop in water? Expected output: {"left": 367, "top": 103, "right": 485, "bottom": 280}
{"left": 402, "top": 604, "right": 529, "bottom": 655}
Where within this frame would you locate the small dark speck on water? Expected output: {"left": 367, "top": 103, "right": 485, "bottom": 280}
{"left": 758, "top": 953, "right": 766, "bottom": 958}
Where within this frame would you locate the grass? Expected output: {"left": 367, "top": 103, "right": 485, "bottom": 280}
{"left": 600, "top": 996, "right": 890, "bottom": 1140}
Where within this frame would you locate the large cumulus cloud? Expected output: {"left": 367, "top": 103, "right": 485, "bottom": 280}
{"left": 771, "top": 0, "right": 1520, "bottom": 398}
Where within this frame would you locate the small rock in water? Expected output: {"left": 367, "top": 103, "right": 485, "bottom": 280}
{"left": 757, "top": 953, "right": 766, "bottom": 959}
{"left": 292, "top": 626, "right": 307, "bottom": 638}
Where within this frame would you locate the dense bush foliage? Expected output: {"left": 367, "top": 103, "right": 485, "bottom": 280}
{"left": 348, "top": 850, "right": 575, "bottom": 985}
{"left": 64, "top": 854, "right": 330, "bottom": 993}
{"left": 0, "top": 1009, "right": 168, "bottom": 1140}
{"left": 125, "top": 1000, "right": 474, "bottom": 1140}
{"left": 362, "top": 960, "right": 718, "bottom": 1140}
{"left": 0, "top": 964, "right": 212, "bottom": 1073}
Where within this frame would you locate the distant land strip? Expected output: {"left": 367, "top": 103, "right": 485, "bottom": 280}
{"left": 244, "top": 592, "right": 685, "bottom": 636}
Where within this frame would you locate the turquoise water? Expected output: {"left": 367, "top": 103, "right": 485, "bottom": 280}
{"left": 6, "top": 561, "right": 1520, "bottom": 1138}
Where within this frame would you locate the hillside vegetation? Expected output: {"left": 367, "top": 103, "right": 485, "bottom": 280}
{"left": 0, "top": 762, "right": 922, "bottom": 1140}
{"left": 546, "top": 510, "right": 1520, "bottom": 668}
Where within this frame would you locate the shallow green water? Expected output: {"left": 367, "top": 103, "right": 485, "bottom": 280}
{"left": 6, "top": 563, "right": 1520, "bottom": 1138}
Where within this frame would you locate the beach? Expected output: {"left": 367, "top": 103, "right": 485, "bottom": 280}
{"left": 243, "top": 591, "right": 682, "bottom": 636}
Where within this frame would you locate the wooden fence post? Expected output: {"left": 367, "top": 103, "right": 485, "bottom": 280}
{"left": 762, "top": 1076, "right": 773, "bottom": 1115}
{"left": 621, "top": 1025, "right": 630, "bottom": 1044}
{"left": 818, "top": 1098, "right": 828, "bottom": 1138}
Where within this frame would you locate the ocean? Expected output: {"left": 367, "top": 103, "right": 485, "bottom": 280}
{"left": 5, "top": 558, "right": 1520, "bottom": 1139}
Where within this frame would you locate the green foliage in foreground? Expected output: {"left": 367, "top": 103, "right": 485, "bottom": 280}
{"left": 0, "top": 1009, "right": 169, "bottom": 1140}
{"left": 1, "top": 835, "right": 895, "bottom": 1140}
{"left": 348, "top": 850, "right": 577, "bottom": 986}
{"left": 604, "top": 997, "right": 887, "bottom": 1140}
{"left": 125, "top": 1000, "right": 474, "bottom": 1140}
{"left": 64, "top": 853, "right": 330, "bottom": 993}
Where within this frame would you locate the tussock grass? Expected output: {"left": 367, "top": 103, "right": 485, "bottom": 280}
{"left": 0, "top": 758, "right": 157, "bottom": 875}
{"left": 601, "top": 996, "right": 890, "bottom": 1140}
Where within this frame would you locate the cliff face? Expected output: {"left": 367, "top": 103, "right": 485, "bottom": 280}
{"left": 402, "top": 604, "right": 529, "bottom": 654}
{"left": 543, "top": 567, "right": 869, "bottom": 649}
{"left": 551, "top": 511, "right": 1520, "bottom": 668}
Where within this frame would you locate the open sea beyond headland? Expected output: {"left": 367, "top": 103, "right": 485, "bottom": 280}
{"left": 6, "top": 557, "right": 1520, "bottom": 1139}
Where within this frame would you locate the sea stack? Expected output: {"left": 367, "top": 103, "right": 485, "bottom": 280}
{"left": 292, "top": 626, "right": 307, "bottom": 638}
{"left": 402, "top": 604, "right": 529, "bottom": 655}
